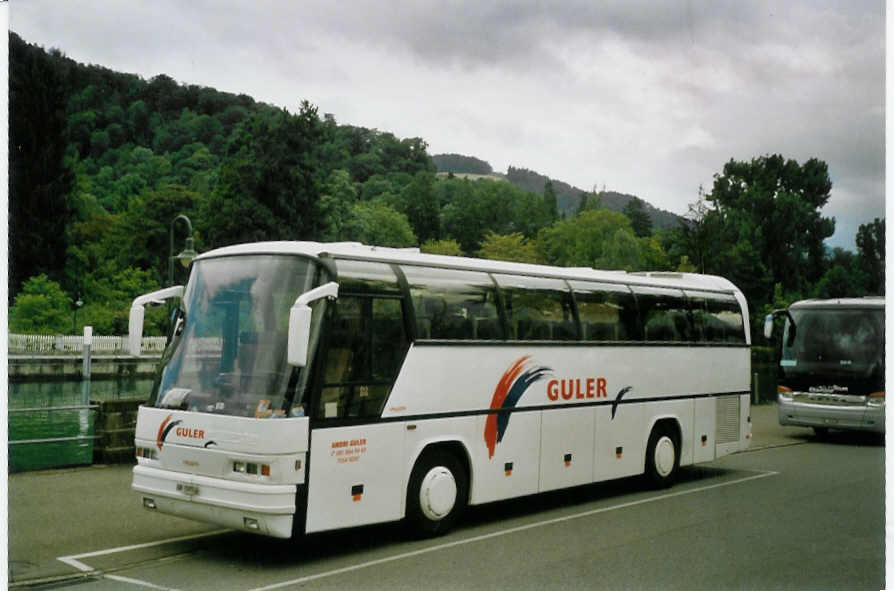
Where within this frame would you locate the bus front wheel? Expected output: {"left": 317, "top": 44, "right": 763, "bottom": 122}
{"left": 645, "top": 424, "right": 679, "bottom": 488}
{"left": 406, "top": 449, "right": 468, "bottom": 537}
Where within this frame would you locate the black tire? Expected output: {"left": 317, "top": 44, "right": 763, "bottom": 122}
{"left": 644, "top": 424, "right": 680, "bottom": 489}
{"left": 813, "top": 427, "right": 829, "bottom": 439}
{"left": 406, "top": 449, "right": 468, "bottom": 537}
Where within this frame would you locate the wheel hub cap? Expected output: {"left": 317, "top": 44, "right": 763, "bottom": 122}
{"left": 655, "top": 436, "right": 675, "bottom": 477}
{"left": 419, "top": 466, "right": 457, "bottom": 521}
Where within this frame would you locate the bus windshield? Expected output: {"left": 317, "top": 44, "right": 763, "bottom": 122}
{"left": 781, "top": 308, "right": 884, "bottom": 379}
{"left": 151, "top": 255, "right": 322, "bottom": 418}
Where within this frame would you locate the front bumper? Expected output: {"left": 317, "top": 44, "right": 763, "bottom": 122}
{"left": 777, "top": 395, "right": 884, "bottom": 434}
{"left": 133, "top": 465, "right": 297, "bottom": 538}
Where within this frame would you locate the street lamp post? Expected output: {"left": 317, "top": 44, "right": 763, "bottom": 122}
{"left": 169, "top": 214, "right": 197, "bottom": 287}
{"left": 72, "top": 297, "right": 83, "bottom": 333}
{"left": 168, "top": 215, "right": 197, "bottom": 332}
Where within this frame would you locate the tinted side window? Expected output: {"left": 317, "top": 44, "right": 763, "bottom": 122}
{"left": 495, "top": 275, "right": 578, "bottom": 341}
{"left": 570, "top": 281, "right": 639, "bottom": 341}
{"left": 402, "top": 266, "right": 502, "bottom": 340}
{"left": 687, "top": 291, "right": 746, "bottom": 344}
{"left": 633, "top": 286, "right": 691, "bottom": 342}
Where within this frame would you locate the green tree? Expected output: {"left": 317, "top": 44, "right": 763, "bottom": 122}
{"left": 576, "top": 187, "right": 603, "bottom": 214}
{"left": 543, "top": 180, "right": 558, "bottom": 222}
{"left": 638, "top": 236, "right": 669, "bottom": 270}
{"left": 343, "top": 202, "right": 417, "bottom": 247}
{"left": 398, "top": 172, "right": 440, "bottom": 244}
{"left": 77, "top": 267, "right": 164, "bottom": 334}
{"left": 601, "top": 228, "right": 641, "bottom": 270}
{"left": 126, "top": 99, "right": 151, "bottom": 144}
{"left": 319, "top": 169, "right": 359, "bottom": 241}
{"left": 623, "top": 197, "right": 652, "bottom": 237}
{"left": 201, "top": 155, "right": 279, "bottom": 247}
{"left": 121, "top": 186, "right": 201, "bottom": 283}
{"left": 421, "top": 239, "right": 464, "bottom": 256}
{"left": 813, "top": 265, "right": 855, "bottom": 300}
{"left": 702, "top": 155, "right": 835, "bottom": 308}
{"left": 9, "top": 275, "right": 73, "bottom": 333}
{"left": 856, "top": 218, "right": 885, "bottom": 294}
{"left": 479, "top": 232, "right": 539, "bottom": 263}
{"left": 440, "top": 179, "right": 549, "bottom": 252}
{"left": 536, "top": 209, "right": 640, "bottom": 269}
{"left": 202, "top": 102, "right": 324, "bottom": 247}
{"left": 670, "top": 191, "right": 712, "bottom": 273}
{"left": 676, "top": 255, "right": 698, "bottom": 273}
{"left": 90, "top": 129, "right": 111, "bottom": 156}
{"left": 9, "top": 34, "right": 75, "bottom": 300}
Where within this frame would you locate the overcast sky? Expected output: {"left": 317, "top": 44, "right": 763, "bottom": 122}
{"left": 10, "top": 0, "right": 885, "bottom": 249}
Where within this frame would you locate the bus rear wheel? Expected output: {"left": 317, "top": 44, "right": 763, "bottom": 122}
{"left": 406, "top": 449, "right": 468, "bottom": 537}
{"left": 645, "top": 425, "right": 679, "bottom": 488}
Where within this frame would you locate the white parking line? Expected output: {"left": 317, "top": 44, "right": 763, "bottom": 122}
{"left": 57, "top": 529, "right": 230, "bottom": 572}
{"left": 104, "top": 574, "right": 183, "bottom": 590}
{"left": 251, "top": 470, "right": 778, "bottom": 591}
{"left": 56, "top": 528, "right": 229, "bottom": 589}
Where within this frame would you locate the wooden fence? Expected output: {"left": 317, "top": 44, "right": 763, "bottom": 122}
{"left": 9, "top": 334, "right": 168, "bottom": 355}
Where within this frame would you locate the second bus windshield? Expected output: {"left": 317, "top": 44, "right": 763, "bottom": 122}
{"left": 782, "top": 308, "right": 884, "bottom": 377}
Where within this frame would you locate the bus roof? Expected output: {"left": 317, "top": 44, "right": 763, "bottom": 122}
{"left": 194, "top": 241, "right": 743, "bottom": 295}
{"left": 790, "top": 297, "right": 886, "bottom": 310}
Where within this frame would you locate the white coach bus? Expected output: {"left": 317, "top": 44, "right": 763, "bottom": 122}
{"left": 129, "top": 241, "right": 752, "bottom": 538}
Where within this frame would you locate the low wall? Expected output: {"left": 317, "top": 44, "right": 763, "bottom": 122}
{"left": 92, "top": 398, "right": 144, "bottom": 464}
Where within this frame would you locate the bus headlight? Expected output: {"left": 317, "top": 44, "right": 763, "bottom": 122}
{"left": 233, "top": 461, "right": 271, "bottom": 477}
{"left": 867, "top": 392, "right": 885, "bottom": 407}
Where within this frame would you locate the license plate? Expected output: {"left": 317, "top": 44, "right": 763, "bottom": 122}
{"left": 176, "top": 482, "right": 200, "bottom": 496}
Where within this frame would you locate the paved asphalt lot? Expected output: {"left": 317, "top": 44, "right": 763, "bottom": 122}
{"left": 8, "top": 403, "right": 886, "bottom": 590}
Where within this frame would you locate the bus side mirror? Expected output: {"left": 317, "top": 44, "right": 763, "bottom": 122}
{"left": 288, "top": 282, "right": 339, "bottom": 367}
{"left": 129, "top": 286, "right": 185, "bottom": 356}
{"left": 763, "top": 314, "right": 774, "bottom": 340}
{"left": 785, "top": 321, "right": 797, "bottom": 348}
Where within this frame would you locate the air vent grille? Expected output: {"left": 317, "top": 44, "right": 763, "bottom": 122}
{"left": 716, "top": 396, "right": 740, "bottom": 444}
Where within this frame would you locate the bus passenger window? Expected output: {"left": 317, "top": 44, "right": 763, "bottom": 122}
{"left": 687, "top": 291, "right": 745, "bottom": 344}
{"left": 632, "top": 286, "right": 690, "bottom": 342}
{"left": 569, "top": 281, "right": 639, "bottom": 341}
{"left": 494, "top": 275, "right": 578, "bottom": 341}
{"left": 402, "top": 266, "right": 502, "bottom": 340}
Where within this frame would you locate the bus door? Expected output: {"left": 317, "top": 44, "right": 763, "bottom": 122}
{"left": 305, "top": 261, "right": 411, "bottom": 533}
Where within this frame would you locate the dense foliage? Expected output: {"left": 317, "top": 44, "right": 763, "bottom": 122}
{"left": 431, "top": 153, "right": 492, "bottom": 175}
{"left": 9, "top": 33, "right": 884, "bottom": 338}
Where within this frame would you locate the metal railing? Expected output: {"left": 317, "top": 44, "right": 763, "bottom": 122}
{"left": 9, "top": 333, "right": 168, "bottom": 355}
{"left": 8, "top": 404, "right": 100, "bottom": 445}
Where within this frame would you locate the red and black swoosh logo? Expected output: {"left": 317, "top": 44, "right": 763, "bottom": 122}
{"left": 156, "top": 414, "right": 182, "bottom": 451}
{"left": 484, "top": 356, "right": 551, "bottom": 459}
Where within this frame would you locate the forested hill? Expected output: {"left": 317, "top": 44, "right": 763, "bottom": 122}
{"left": 433, "top": 157, "right": 683, "bottom": 229}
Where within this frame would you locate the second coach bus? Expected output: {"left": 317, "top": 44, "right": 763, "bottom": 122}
{"left": 128, "top": 241, "right": 752, "bottom": 537}
{"left": 765, "top": 297, "right": 885, "bottom": 436}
